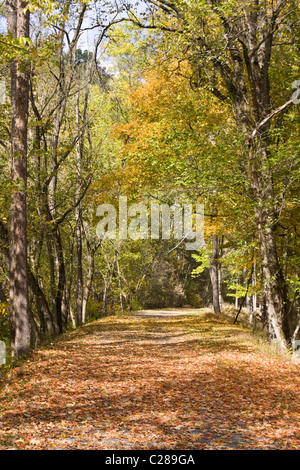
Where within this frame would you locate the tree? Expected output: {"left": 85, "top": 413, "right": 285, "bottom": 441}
{"left": 7, "top": 0, "right": 31, "bottom": 358}
{"left": 124, "top": 0, "right": 300, "bottom": 350}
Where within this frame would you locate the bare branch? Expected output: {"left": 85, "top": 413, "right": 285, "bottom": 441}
{"left": 251, "top": 98, "right": 294, "bottom": 140}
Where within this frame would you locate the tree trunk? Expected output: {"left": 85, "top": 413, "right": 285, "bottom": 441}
{"left": 209, "top": 234, "right": 221, "bottom": 314}
{"left": 101, "top": 249, "right": 117, "bottom": 315}
{"left": 218, "top": 267, "right": 223, "bottom": 311}
{"left": 75, "top": 86, "right": 83, "bottom": 326}
{"left": 8, "top": 0, "right": 31, "bottom": 358}
{"left": 248, "top": 136, "right": 290, "bottom": 348}
{"left": 28, "top": 269, "right": 56, "bottom": 337}
{"left": 0, "top": 284, "right": 7, "bottom": 304}
{"left": 75, "top": 197, "right": 83, "bottom": 327}
{"left": 28, "top": 305, "right": 40, "bottom": 347}
{"left": 116, "top": 257, "right": 124, "bottom": 315}
{"left": 82, "top": 245, "right": 95, "bottom": 324}
{"left": 256, "top": 211, "right": 290, "bottom": 348}
{"left": 62, "top": 231, "right": 75, "bottom": 330}
{"left": 45, "top": 230, "right": 58, "bottom": 332}
{"left": 54, "top": 228, "right": 66, "bottom": 334}
{"left": 251, "top": 262, "right": 257, "bottom": 328}
{"left": 102, "top": 283, "right": 108, "bottom": 315}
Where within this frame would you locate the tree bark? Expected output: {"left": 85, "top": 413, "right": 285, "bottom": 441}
{"left": 7, "top": 0, "right": 31, "bottom": 358}
{"left": 82, "top": 243, "right": 96, "bottom": 324}
{"left": 250, "top": 262, "right": 257, "bottom": 327}
{"left": 28, "top": 269, "right": 55, "bottom": 337}
{"left": 75, "top": 85, "right": 83, "bottom": 326}
{"left": 256, "top": 207, "right": 290, "bottom": 348}
{"left": 82, "top": 251, "right": 93, "bottom": 324}
{"left": 248, "top": 137, "right": 290, "bottom": 348}
{"left": 209, "top": 234, "right": 221, "bottom": 314}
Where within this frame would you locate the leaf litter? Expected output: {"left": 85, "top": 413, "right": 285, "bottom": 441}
{"left": 0, "top": 310, "right": 299, "bottom": 450}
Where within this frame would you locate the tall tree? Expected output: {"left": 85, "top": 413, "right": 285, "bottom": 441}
{"left": 7, "top": 0, "right": 31, "bottom": 357}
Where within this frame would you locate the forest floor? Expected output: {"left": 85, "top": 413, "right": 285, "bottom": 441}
{"left": 0, "top": 308, "right": 300, "bottom": 450}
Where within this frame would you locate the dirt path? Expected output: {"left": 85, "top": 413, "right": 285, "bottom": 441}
{"left": 0, "top": 309, "right": 300, "bottom": 450}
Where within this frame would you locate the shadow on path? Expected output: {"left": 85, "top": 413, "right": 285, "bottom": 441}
{"left": 0, "top": 309, "right": 299, "bottom": 450}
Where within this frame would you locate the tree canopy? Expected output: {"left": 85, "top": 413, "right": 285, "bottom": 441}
{"left": 0, "top": 0, "right": 299, "bottom": 358}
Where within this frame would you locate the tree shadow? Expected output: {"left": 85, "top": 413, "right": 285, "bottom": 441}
{"left": 1, "top": 314, "right": 299, "bottom": 449}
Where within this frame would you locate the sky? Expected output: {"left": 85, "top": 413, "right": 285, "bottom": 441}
{"left": 0, "top": 2, "right": 150, "bottom": 73}
{"left": 77, "top": 1, "right": 149, "bottom": 71}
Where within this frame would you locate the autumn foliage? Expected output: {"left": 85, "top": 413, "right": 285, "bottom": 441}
{"left": 1, "top": 311, "right": 300, "bottom": 450}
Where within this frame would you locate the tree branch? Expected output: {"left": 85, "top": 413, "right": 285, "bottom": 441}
{"left": 251, "top": 98, "right": 294, "bottom": 141}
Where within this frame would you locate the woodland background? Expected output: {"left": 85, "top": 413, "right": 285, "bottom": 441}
{"left": 0, "top": 0, "right": 299, "bottom": 358}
